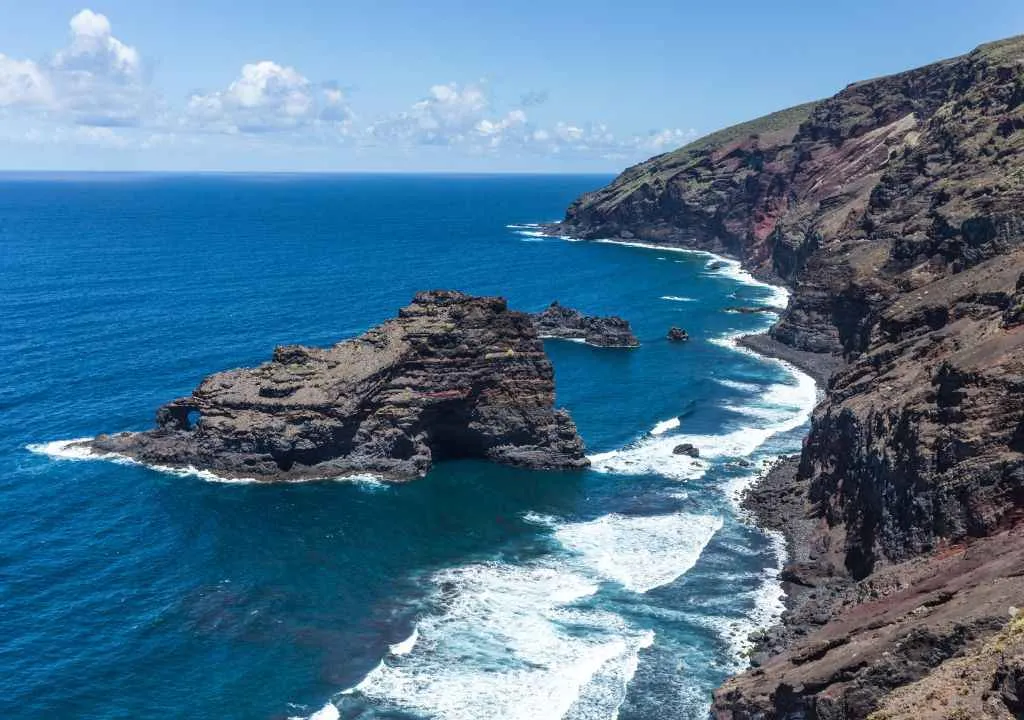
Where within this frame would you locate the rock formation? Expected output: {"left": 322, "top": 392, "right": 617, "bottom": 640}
{"left": 530, "top": 301, "right": 640, "bottom": 347}
{"left": 556, "top": 34, "right": 1024, "bottom": 719}
{"left": 667, "top": 327, "right": 689, "bottom": 342}
{"left": 87, "top": 291, "right": 589, "bottom": 482}
{"left": 672, "top": 443, "right": 699, "bottom": 457}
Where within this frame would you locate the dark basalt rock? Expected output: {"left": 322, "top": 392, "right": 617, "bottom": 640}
{"left": 86, "top": 291, "right": 589, "bottom": 482}
{"left": 672, "top": 443, "right": 699, "bottom": 458}
{"left": 725, "top": 306, "right": 778, "bottom": 315}
{"left": 667, "top": 327, "right": 689, "bottom": 342}
{"left": 530, "top": 301, "right": 639, "bottom": 347}
{"left": 557, "top": 32, "right": 1024, "bottom": 720}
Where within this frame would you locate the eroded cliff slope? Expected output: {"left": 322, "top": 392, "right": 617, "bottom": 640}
{"left": 559, "top": 35, "right": 1024, "bottom": 719}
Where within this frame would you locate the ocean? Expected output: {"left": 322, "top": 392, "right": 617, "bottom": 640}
{"left": 1, "top": 173, "right": 816, "bottom": 719}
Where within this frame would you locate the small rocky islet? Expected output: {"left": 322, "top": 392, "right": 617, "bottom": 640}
{"left": 86, "top": 291, "right": 593, "bottom": 482}
{"left": 530, "top": 300, "right": 640, "bottom": 347}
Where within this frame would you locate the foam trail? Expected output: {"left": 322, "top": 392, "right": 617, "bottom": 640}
{"left": 660, "top": 295, "right": 696, "bottom": 302}
{"left": 26, "top": 438, "right": 389, "bottom": 488}
{"left": 692, "top": 529, "right": 788, "bottom": 670}
{"left": 574, "top": 236, "right": 789, "bottom": 309}
{"left": 650, "top": 417, "right": 680, "bottom": 436}
{"left": 537, "top": 512, "right": 725, "bottom": 594}
{"left": 337, "top": 561, "right": 653, "bottom": 720}
{"left": 715, "top": 379, "right": 761, "bottom": 392}
{"left": 296, "top": 703, "right": 340, "bottom": 720}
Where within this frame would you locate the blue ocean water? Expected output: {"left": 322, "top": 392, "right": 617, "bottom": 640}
{"left": 0, "top": 174, "right": 815, "bottom": 720}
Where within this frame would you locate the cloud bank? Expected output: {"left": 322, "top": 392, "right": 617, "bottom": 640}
{"left": 0, "top": 9, "right": 696, "bottom": 166}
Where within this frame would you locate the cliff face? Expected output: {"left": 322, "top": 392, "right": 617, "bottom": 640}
{"left": 88, "top": 291, "right": 588, "bottom": 481}
{"left": 559, "top": 35, "right": 1024, "bottom": 719}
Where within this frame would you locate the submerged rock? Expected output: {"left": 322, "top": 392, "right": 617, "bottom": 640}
{"left": 667, "top": 327, "right": 689, "bottom": 342}
{"left": 530, "top": 301, "right": 639, "bottom": 347}
{"left": 87, "top": 291, "right": 589, "bottom": 482}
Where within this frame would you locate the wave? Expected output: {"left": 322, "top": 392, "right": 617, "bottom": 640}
{"left": 334, "top": 560, "right": 654, "bottom": 720}
{"left": 564, "top": 236, "right": 788, "bottom": 310}
{"left": 650, "top": 417, "right": 680, "bottom": 436}
{"left": 25, "top": 438, "right": 389, "bottom": 488}
{"left": 691, "top": 528, "right": 787, "bottom": 669}
{"left": 291, "top": 703, "right": 340, "bottom": 720}
{"left": 388, "top": 627, "right": 419, "bottom": 656}
{"left": 659, "top": 295, "right": 696, "bottom": 302}
{"left": 531, "top": 512, "right": 724, "bottom": 594}
{"left": 715, "top": 379, "right": 761, "bottom": 392}
{"left": 702, "top": 258, "right": 790, "bottom": 310}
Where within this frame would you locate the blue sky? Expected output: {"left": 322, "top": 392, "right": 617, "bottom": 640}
{"left": 1, "top": 0, "right": 1022, "bottom": 172}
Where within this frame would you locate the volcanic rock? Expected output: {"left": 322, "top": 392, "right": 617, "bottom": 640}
{"left": 672, "top": 443, "right": 699, "bottom": 458}
{"left": 87, "top": 291, "right": 589, "bottom": 482}
{"left": 530, "top": 301, "right": 639, "bottom": 347}
{"left": 557, "top": 33, "right": 1024, "bottom": 719}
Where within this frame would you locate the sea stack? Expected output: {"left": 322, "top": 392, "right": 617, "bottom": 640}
{"left": 86, "top": 291, "right": 589, "bottom": 481}
{"left": 531, "top": 301, "right": 640, "bottom": 347}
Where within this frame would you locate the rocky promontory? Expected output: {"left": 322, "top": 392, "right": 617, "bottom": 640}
{"left": 557, "top": 33, "right": 1024, "bottom": 720}
{"left": 86, "top": 291, "right": 589, "bottom": 482}
{"left": 530, "top": 301, "right": 640, "bottom": 347}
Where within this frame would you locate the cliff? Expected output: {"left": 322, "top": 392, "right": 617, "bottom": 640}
{"left": 558, "top": 35, "right": 1024, "bottom": 719}
{"left": 85, "top": 291, "right": 588, "bottom": 481}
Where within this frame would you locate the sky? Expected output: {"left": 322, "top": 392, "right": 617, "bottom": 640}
{"left": 0, "top": 0, "right": 1022, "bottom": 173}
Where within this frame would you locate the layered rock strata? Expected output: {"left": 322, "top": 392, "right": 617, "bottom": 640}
{"left": 557, "top": 34, "right": 1024, "bottom": 719}
{"left": 86, "top": 291, "right": 589, "bottom": 482}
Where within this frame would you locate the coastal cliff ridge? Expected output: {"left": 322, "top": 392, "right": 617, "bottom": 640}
{"left": 556, "top": 34, "right": 1024, "bottom": 720}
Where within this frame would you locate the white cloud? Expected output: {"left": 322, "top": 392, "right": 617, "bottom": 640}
{"left": 52, "top": 9, "right": 141, "bottom": 82}
{"left": 0, "top": 54, "right": 53, "bottom": 107}
{"left": 371, "top": 82, "right": 496, "bottom": 145}
{"left": 186, "top": 61, "right": 352, "bottom": 135}
{"left": 371, "top": 82, "right": 694, "bottom": 161}
{"left": 0, "top": 13, "right": 695, "bottom": 166}
{"left": 0, "top": 9, "right": 150, "bottom": 126}
{"left": 524, "top": 120, "right": 695, "bottom": 159}
{"left": 50, "top": 9, "right": 149, "bottom": 126}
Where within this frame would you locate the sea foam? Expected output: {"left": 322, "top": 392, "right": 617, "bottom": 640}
{"left": 650, "top": 417, "right": 680, "bottom": 436}
{"left": 26, "top": 438, "right": 389, "bottom": 488}
{"left": 533, "top": 512, "right": 725, "bottom": 594}
{"left": 337, "top": 561, "right": 652, "bottom": 720}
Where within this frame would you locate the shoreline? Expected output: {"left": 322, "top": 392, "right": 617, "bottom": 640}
{"left": 546, "top": 228, "right": 848, "bottom": 674}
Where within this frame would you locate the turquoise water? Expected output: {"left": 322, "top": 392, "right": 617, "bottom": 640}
{"left": 1, "top": 174, "right": 815, "bottom": 719}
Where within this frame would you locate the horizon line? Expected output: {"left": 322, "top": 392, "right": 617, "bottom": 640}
{"left": 0, "top": 169, "right": 619, "bottom": 178}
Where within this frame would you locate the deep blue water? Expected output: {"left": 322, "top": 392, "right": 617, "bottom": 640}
{"left": 0, "top": 174, "right": 815, "bottom": 720}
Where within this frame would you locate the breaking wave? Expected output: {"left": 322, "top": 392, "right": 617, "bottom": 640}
{"left": 25, "top": 438, "right": 389, "bottom": 488}
{"left": 332, "top": 561, "right": 655, "bottom": 720}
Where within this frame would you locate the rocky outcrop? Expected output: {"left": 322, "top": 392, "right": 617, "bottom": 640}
{"left": 667, "top": 327, "right": 689, "bottom": 342}
{"left": 86, "top": 291, "right": 589, "bottom": 482}
{"left": 530, "top": 301, "right": 639, "bottom": 347}
{"left": 672, "top": 443, "right": 699, "bottom": 457}
{"left": 558, "top": 33, "right": 1024, "bottom": 720}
